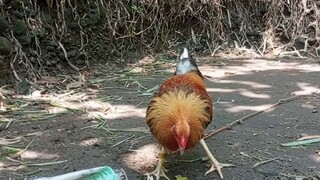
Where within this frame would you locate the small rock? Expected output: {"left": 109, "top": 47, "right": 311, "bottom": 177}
{"left": 89, "top": 1, "right": 97, "bottom": 8}
{"left": 67, "top": 50, "right": 77, "bottom": 57}
{"left": 17, "top": 35, "right": 33, "bottom": 46}
{"left": 48, "top": 41, "right": 58, "bottom": 47}
{"left": 29, "top": 57, "right": 36, "bottom": 63}
{"left": 42, "top": 12, "right": 53, "bottom": 24}
{"left": 9, "top": 0, "right": 23, "bottom": 10}
{"left": 46, "top": 46, "right": 55, "bottom": 52}
{"left": 25, "top": 9, "right": 37, "bottom": 18}
{"left": 0, "top": 17, "right": 9, "bottom": 33}
{"left": 0, "top": 36, "right": 13, "bottom": 55}
{"left": 34, "top": 28, "right": 46, "bottom": 38}
{"left": 312, "top": 109, "right": 318, "bottom": 113}
{"left": 68, "top": 22, "right": 78, "bottom": 29}
{"left": 14, "top": 19, "right": 27, "bottom": 34}
{"left": 16, "top": 78, "right": 31, "bottom": 95}
{"left": 12, "top": 11, "right": 24, "bottom": 19}
{"left": 91, "top": 13, "right": 101, "bottom": 25}
{"left": 269, "top": 125, "right": 274, "bottom": 128}
{"left": 57, "top": 52, "right": 65, "bottom": 59}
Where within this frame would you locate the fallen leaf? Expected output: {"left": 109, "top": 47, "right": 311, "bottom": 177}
{"left": 176, "top": 175, "right": 188, "bottom": 180}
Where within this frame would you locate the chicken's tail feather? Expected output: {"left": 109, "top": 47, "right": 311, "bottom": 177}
{"left": 176, "top": 48, "right": 202, "bottom": 77}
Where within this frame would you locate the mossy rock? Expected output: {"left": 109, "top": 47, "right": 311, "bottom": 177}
{"left": 0, "top": 17, "right": 9, "bottom": 33}
{"left": 14, "top": 19, "right": 27, "bottom": 35}
{"left": 17, "top": 35, "right": 33, "bottom": 46}
{"left": 0, "top": 36, "right": 13, "bottom": 55}
{"left": 91, "top": 13, "right": 101, "bottom": 25}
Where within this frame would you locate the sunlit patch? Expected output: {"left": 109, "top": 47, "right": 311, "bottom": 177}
{"left": 79, "top": 138, "right": 103, "bottom": 146}
{"left": 0, "top": 161, "right": 26, "bottom": 171}
{"left": 206, "top": 88, "right": 236, "bottom": 93}
{"left": 122, "top": 143, "right": 160, "bottom": 173}
{"left": 217, "top": 80, "right": 271, "bottom": 89}
{"left": 207, "top": 88, "right": 269, "bottom": 99}
{"left": 199, "top": 58, "right": 320, "bottom": 82}
{"left": 239, "top": 89, "right": 270, "bottom": 99}
{"left": 310, "top": 153, "right": 320, "bottom": 163}
{"left": 226, "top": 104, "right": 274, "bottom": 113}
{"left": 19, "top": 150, "right": 59, "bottom": 160}
{"left": 293, "top": 82, "right": 320, "bottom": 96}
{"left": 106, "top": 104, "right": 146, "bottom": 119}
{"left": 301, "top": 103, "right": 316, "bottom": 109}
{"left": 133, "top": 55, "right": 156, "bottom": 66}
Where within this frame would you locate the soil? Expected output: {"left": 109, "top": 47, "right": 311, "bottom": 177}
{"left": 1, "top": 56, "right": 320, "bottom": 180}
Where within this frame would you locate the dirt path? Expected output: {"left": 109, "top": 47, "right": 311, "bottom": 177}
{"left": 1, "top": 57, "right": 320, "bottom": 180}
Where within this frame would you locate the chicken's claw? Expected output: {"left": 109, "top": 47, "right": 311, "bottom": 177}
{"left": 146, "top": 165, "right": 169, "bottom": 180}
{"left": 200, "top": 138, "right": 235, "bottom": 179}
{"left": 146, "top": 147, "right": 170, "bottom": 180}
{"left": 204, "top": 161, "right": 235, "bottom": 178}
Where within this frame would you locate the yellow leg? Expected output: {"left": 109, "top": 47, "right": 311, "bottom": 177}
{"left": 146, "top": 147, "right": 170, "bottom": 180}
{"left": 199, "top": 138, "right": 235, "bottom": 179}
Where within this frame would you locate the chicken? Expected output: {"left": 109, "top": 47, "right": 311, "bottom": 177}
{"left": 145, "top": 48, "right": 234, "bottom": 179}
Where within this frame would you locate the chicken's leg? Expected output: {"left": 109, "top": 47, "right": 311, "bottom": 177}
{"left": 146, "top": 147, "right": 169, "bottom": 180}
{"left": 199, "top": 138, "right": 235, "bottom": 179}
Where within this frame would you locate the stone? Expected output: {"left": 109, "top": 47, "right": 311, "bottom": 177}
{"left": 46, "top": 46, "right": 55, "bottom": 52}
{"left": 48, "top": 40, "right": 58, "bottom": 47}
{"left": 17, "top": 35, "right": 33, "bottom": 46}
{"left": 12, "top": 11, "right": 24, "bottom": 19}
{"left": 14, "top": 19, "right": 27, "bottom": 34}
{"left": 67, "top": 50, "right": 77, "bottom": 57}
{"left": 0, "top": 36, "right": 13, "bottom": 55}
{"left": 0, "top": 17, "right": 9, "bottom": 33}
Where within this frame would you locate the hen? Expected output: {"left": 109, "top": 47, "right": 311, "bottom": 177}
{"left": 145, "top": 48, "right": 234, "bottom": 179}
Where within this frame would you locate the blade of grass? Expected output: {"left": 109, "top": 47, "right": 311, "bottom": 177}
{"left": 281, "top": 138, "right": 320, "bottom": 147}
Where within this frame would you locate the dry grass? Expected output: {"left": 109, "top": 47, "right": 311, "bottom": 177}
{"left": 3, "top": 0, "right": 320, "bottom": 82}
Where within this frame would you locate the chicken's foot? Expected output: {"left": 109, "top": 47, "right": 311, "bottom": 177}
{"left": 199, "top": 138, "right": 235, "bottom": 179}
{"left": 146, "top": 147, "right": 170, "bottom": 180}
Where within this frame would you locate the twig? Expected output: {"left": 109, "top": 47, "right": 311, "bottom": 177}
{"left": 174, "top": 157, "right": 203, "bottom": 163}
{"left": 4, "top": 119, "right": 14, "bottom": 130}
{"left": 298, "top": 135, "right": 320, "bottom": 140}
{"left": 12, "top": 138, "right": 35, "bottom": 159}
{"left": 112, "top": 134, "right": 135, "bottom": 148}
{"left": 252, "top": 157, "right": 279, "bottom": 169}
{"left": 10, "top": 48, "right": 21, "bottom": 81}
{"left": 204, "top": 94, "right": 302, "bottom": 139}
{"left": 5, "top": 158, "right": 68, "bottom": 167}
{"left": 104, "top": 128, "right": 150, "bottom": 133}
{"left": 27, "top": 160, "right": 68, "bottom": 167}
{"left": 58, "top": 42, "right": 80, "bottom": 71}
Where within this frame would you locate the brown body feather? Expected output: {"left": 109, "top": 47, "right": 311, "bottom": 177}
{"left": 146, "top": 71, "right": 212, "bottom": 152}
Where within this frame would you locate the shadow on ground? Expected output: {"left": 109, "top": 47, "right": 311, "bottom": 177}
{"left": 1, "top": 56, "right": 320, "bottom": 180}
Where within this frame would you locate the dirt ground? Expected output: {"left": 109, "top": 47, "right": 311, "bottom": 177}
{"left": 1, "top": 56, "right": 320, "bottom": 180}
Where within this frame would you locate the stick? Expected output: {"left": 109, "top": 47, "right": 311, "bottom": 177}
{"left": 12, "top": 138, "right": 35, "bottom": 159}
{"left": 252, "top": 157, "right": 279, "bottom": 169}
{"left": 105, "top": 128, "right": 150, "bottom": 133}
{"left": 204, "top": 95, "right": 302, "bottom": 139}
{"left": 58, "top": 42, "right": 80, "bottom": 71}
{"left": 112, "top": 134, "right": 135, "bottom": 148}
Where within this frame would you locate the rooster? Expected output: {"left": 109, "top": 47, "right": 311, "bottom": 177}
{"left": 145, "top": 48, "right": 234, "bottom": 179}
